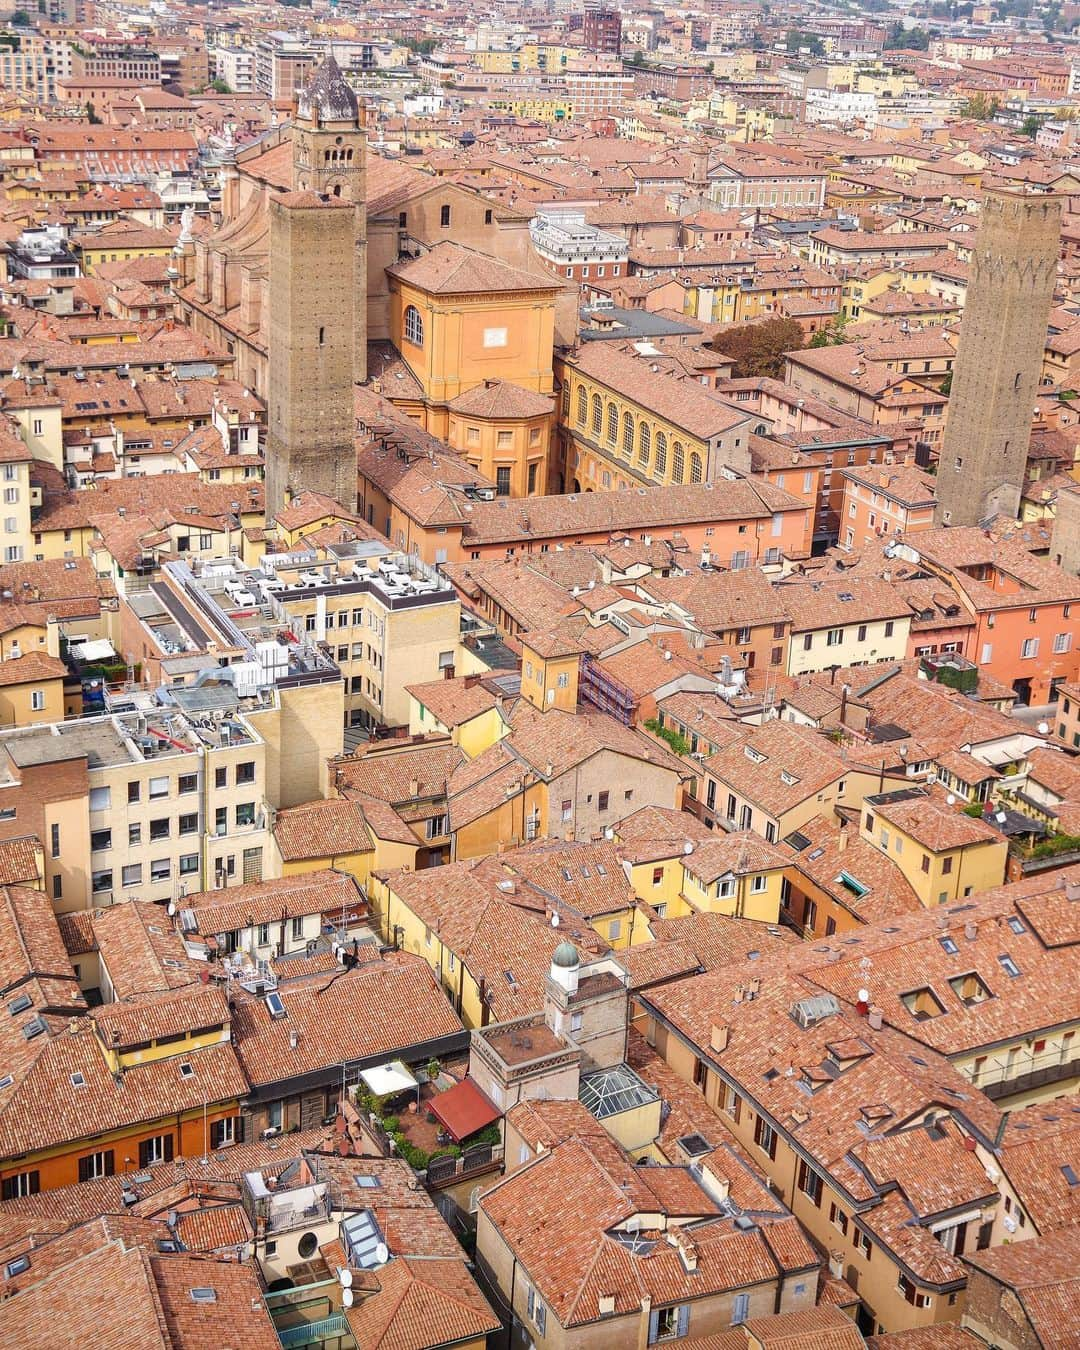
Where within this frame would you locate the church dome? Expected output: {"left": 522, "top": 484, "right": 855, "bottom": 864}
{"left": 551, "top": 941, "right": 580, "bottom": 969}
{"left": 297, "top": 53, "right": 359, "bottom": 125}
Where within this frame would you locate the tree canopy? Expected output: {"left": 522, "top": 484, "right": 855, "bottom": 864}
{"left": 713, "top": 317, "right": 804, "bottom": 380}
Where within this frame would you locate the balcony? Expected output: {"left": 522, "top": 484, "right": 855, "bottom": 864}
{"left": 979, "top": 1052, "right": 1078, "bottom": 1102}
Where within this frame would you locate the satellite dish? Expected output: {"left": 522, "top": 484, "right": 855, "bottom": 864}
{"left": 551, "top": 912, "right": 560, "bottom": 928}
{"left": 857, "top": 988, "right": 870, "bottom": 1004}
{"left": 167, "top": 901, "right": 176, "bottom": 915}
{"left": 341, "top": 1288, "right": 354, "bottom": 1309}
{"left": 339, "top": 1268, "right": 353, "bottom": 1289}
{"left": 1037, "top": 721, "right": 1049, "bottom": 735}
{"left": 374, "top": 1242, "right": 389, "bottom": 1265}
{"left": 946, "top": 793, "right": 956, "bottom": 805}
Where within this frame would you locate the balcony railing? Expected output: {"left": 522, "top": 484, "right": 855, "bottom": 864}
{"left": 278, "top": 1314, "right": 349, "bottom": 1348}
{"left": 425, "top": 1142, "right": 503, "bottom": 1188}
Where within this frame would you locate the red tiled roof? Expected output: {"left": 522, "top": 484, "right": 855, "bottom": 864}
{"left": 426, "top": 1077, "right": 500, "bottom": 1143}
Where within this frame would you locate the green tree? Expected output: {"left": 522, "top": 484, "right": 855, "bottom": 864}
{"left": 785, "top": 29, "right": 825, "bottom": 56}
{"left": 86, "top": 100, "right": 101, "bottom": 124}
{"left": 10, "top": 9, "right": 29, "bottom": 23}
{"left": 960, "top": 92, "right": 1000, "bottom": 119}
{"left": 208, "top": 77, "right": 231, "bottom": 94}
{"left": 808, "top": 314, "right": 848, "bottom": 347}
{"left": 713, "top": 316, "right": 805, "bottom": 380}
{"left": 886, "top": 22, "right": 930, "bottom": 48}
{"left": 630, "top": 48, "right": 647, "bottom": 66}
{"left": 1020, "top": 114, "right": 1043, "bottom": 138}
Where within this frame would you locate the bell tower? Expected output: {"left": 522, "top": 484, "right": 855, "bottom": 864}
{"left": 292, "top": 53, "right": 366, "bottom": 202}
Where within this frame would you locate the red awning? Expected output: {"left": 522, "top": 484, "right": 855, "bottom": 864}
{"left": 427, "top": 1077, "right": 500, "bottom": 1143}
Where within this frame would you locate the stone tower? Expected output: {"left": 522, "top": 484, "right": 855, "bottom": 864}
{"left": 266, "top": 55, "right": 366, "bottom": 517}
{"left": 935, "top": 190, "right": 1061, "bottom": 527}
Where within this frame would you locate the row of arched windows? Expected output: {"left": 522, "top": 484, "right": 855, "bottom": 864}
{"left": 573, "top": 385, "right": 702, "bottom": 484}
{"left": 323, "top": 148, "right": 355, "bottom": 163}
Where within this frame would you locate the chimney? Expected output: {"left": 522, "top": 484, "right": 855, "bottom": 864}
{"left": 837, "top": 822, "right": 849, "bottom": 853}
{"left": 409, "top": 777, "right": 419, "bottom": 797}
{"left": 964, "top": 920, "right": 978, "bottom": 941}
{"left": 868, "top": 1006, "right": 884, "bottom": 1030}
{"left": 637, "top": 1297, "right": 653, "bottom": 1350}
{"left": 710, "top": 1023, "right": 729, "bottom": 1053}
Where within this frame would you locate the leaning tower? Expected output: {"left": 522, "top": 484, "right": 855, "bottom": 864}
{"left": 934, "top": 190, "right": 1061, "bottom": 527}
{"left": 265, "top": 55, "right": 367, "bottom": 516}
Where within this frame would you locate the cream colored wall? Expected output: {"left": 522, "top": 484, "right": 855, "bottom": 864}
{"left": 787, "top": 617, "right": 912, "bottom": 676}
{"left": 249, "top": 679, "right": 344, "bottom": 809}
{"left": 10, "top": 405, "right": 63, "bottom": 471}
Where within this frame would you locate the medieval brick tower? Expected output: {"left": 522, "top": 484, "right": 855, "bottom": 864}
{"left": 934, "top": 190, "right": 1061, "bottom": 527}
{"left": 266, "top": 55, "right": 367, "bottom": 516}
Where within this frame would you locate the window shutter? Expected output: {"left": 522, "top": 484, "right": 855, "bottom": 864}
{"left": 648, "top": 1309, "right": 660, "bottom": 1345}
{"left": 732, "top": 1293, "right": 749, "bottom": 1325}
{"left": 104, "top": 1149, "right": 115, "bottom": 1177}
{"left": 164, "top": 1134, "right": 174, "bottom": 1163}
{"left": 536, "top": 1303, "right": 546, "bottom": 1335}
{"left": 78, "top": 1155, "right": 89, "bottom": 1184}
{"left": 139, "top": 1139, "right": 150, "bottom": 1169}
{"left": 676, "top": 1304, "right": 691, "bottom": 1336}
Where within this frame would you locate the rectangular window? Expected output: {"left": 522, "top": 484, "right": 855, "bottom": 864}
{"left": 178, "top": 773, "right": 198, "bottom": 795}
{"left": 754, "top": 1115, "right": 777, "bottom": 1159}
{"left": 180, "top": 853, "right": 199, "bottom": 875}
{"left": 128, "top": 823, "right": 141, "bottom": 846}
{"left": 1, "top": 1170, "right": 39, "bottom": 1200}
{"left": 179, "top": 813, "right": 198, "bottom": 835}
{"left": 292, "top": 916, "right": 304, "bottom": 941}
{"left": 138, "top": 1134, "right": 174, "bottom": 1168}
{"left": 148, "top": 776, "right": 169, "bottom": 800}
{"left": 236, "top": 802, "right": 255, "bottom": 827}
{"left": 121, "top": 863, "right": 142, "bottom": 887}
{"left": 598, "top": 790, "right": 609, "bottom": 811}
{"left": 89, "top": 786, "right": 111, "bottom": 812}
{"left": 1022, "top": 637, "right": 1039, "bottom": 659}
{"left": 649, "top": 1304, "right": 690, "bottom": 1342}
{"left": 496, "top": 466, "right": 512, "bottom": 496}
{"left": 236, "top": 761, "right": 255, "bottom": 785}
{"left": 150, "top": 859, "right": 171, "bottom": 883}
{"left": 149, "top": 818, "right": 170, "bottom": 841}
{"left": 797, "top": 1159, "right": 823, "bottom": 1206}
{"left": 78, "top": 1149, "right": 115, "bottom": 1182}
{"left": 90, "top": 828, "right": 111, "bottom": 853}
{"left": 209, "top": 1117, "right": 237, "bottom": 1149}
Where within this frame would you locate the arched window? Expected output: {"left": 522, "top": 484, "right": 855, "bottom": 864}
{"left": 638, "top": 422, "right": 650, "bottom": 465}
{"left": 404, "top": 305, "right": 424, "bottom": 346}
{"left": 623, "top": 412, "right": 634, "bottom": 456}
{"left": 606, "top": 403, "right": 618, "bottom": 444}
{"left": 689, "top": 451, "right": 702, "bottom": 483}
{"left": 672, "top": 442, "right": 685, "bottom": 484}
{"left": 655, "top": 431, "right": 667, "bottom": 475}
{"left": 577, "top": 387, "right": 587, "bottom": 425}
{"left": 591, "top": 394, "right": 602, "bottom": 434}
{"left": 440, "top": 204, "right": 451, "bottom": 227}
